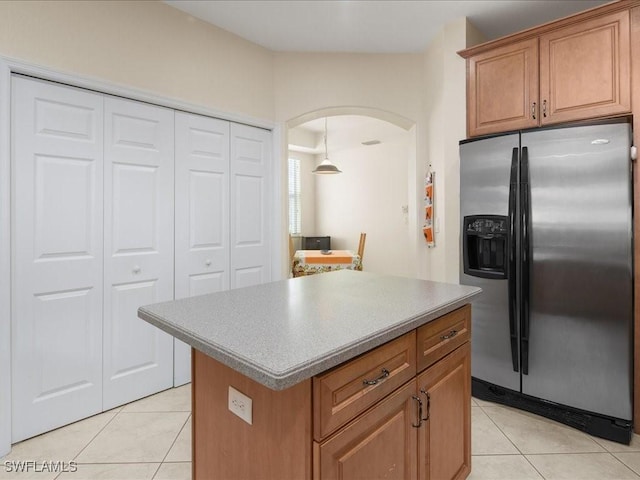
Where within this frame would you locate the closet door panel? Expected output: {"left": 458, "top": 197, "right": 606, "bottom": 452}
{"left": 174, "top": 112, "right": 230, "bottom": 385}
{"left": 11, "top": 76, "right": 104, "bottom": 442}
{"left": 230, "top": 124, "right": 271, "bottom": 288}
{"left": 103, "top": 97, "right": 174, "bottom": 409}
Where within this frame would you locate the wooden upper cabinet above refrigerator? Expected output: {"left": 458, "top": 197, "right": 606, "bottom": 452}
{"left": 466, "top": 38, "right": 539, "bottom": 137}
{"left": 462, "top": 6, "right": 632, "bottom": 138}
{"left": 539, "top": 10, "right": 630, "bottom": 126}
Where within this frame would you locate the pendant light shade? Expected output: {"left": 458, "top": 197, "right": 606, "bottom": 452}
{"left": 312, "top": 117, "right": 342, "bottom": 174}
{"left": 312, "top": 158, "right": 342, "bottom": 174}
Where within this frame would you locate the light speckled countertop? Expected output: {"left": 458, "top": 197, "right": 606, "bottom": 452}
{"left": 138, "top": 270, "right": 481, "bottom": 390}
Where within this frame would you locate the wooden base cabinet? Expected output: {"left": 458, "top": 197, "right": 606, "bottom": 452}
{"left": 193, "top": 305, "right": 472, "bottom": 480}
{"left": 315, "top": 381, "right": 419, "bottom": 480}
{"left": 418, "top": 343, "right": 471, "bottom": 480}
{"left": 315, "top": 343, "right": 471, "bottom": 480}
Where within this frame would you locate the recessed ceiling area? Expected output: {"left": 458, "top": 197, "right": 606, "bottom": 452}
{"left": 164, "top": 0, "right": 610, "bottom": 53}
{"left": 289, "top": 115, "right": 409, "bottom": 154}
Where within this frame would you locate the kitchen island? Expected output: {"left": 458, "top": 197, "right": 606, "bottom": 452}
{"left": 138, "top": 270, "right": 481, "bottom": 480}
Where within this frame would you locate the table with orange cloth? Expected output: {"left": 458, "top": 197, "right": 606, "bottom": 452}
{"left": 292, "top": 250, "right": 362, "bottom": 277}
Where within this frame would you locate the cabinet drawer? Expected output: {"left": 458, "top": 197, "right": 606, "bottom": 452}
{"left": 313, "top": 331, "right": 416, "bottom": 441}
{"left": 416, "top": 305, "right": 470, "bottom": 372}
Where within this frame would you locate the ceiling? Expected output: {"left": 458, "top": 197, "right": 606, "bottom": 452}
{"left": 163, "top": 0, "right": 612, "bottom": 152}
{"left": 164, "top": 0, "right": 610, "bottom": 54}
{"left": 289, "top": 115, "right": 409, "bottom": 154}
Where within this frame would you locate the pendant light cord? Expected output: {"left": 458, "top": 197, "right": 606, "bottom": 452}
{"left": 324, "top": 117, "right": 329, "bottom": 160}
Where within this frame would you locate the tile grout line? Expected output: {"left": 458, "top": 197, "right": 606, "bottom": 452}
{"left": 478, "top": 403, "right": 548, "bottom": 479}
{"left": 470, "top": 405, "right": 520, "bottom": 456}
{"left": 472, "top": 453, "right": 526, "bottom": 456}
{"left": 524, "top": 451, "right": 640, "bottom": 480}
{"left": 520, "top": 453, "right": 546, "bottom": 479}
{"left": 10, "top": 386, "right": 192, "bottom": 480}
{"left": 606, "top": 451, "right": 640, "bottom": 479}
{"left": 151, "top": 412, "right": 192, "bottom": 480}
{"left": 608, "top": 451, "right": 640, "bottom": 478}
{"left": 479, "top": 402, "right": 613, "bottom": 454}
{"left": 477, "top": 401, "right": 640, "bottom": 479}
{"left": 478, "top": 404, "right": 528, "bottom": 455}
{"left": 71, "top": 408, "right": 123, "bottom": 460}
{"left": 50, "top": 407, "right": 123, "bottom": 480}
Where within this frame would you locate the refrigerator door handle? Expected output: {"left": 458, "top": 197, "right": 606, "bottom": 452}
{"left": 521, "top": 146, "right": 531, "bottom": 375}
{"left": 508, "top": 147, "right": 519, "bottom": 372}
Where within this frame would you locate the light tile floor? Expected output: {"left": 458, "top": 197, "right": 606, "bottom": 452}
{"left": 470, "top": 397, "right": 640, "bottom": 480}
{"left": 3, "top": 387, "right": 640, "bottom": 479}
{"left": 0, "top": 385, "right": 191, "bottom": 480}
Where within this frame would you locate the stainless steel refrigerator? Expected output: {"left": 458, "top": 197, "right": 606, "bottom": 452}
{"left": 459, "top": 119, "right": 633, "bottom": 443}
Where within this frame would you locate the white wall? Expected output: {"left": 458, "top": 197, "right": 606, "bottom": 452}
{"left": 0, "top": 0, "right": 275, "bottom": 120}
{"left": 422, "top": 18, "right": 484, "bottom": 283}
{"left": 314, "top": 130, "right": 411, "bottom": 276}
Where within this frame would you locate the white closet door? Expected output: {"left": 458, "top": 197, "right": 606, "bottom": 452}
{"left": 11, "top": 76, "right": 104, "bottom": 442}
{"left": 174, "top": 112, "right": 230, "bottom": 385}
{"left": 230, "top": 124, "right": 272, "bottom": 288}
{"left": 103, "top": 97, "right": 174, "bottom": 409}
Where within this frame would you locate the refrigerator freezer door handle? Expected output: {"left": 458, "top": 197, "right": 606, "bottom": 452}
{"left": 521, "top": 146, "right": 531, "bottom": 375}
{"left": 508, "top": 147, "right": 519, "bottom": 372}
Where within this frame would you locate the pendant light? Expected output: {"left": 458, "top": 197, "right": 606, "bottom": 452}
{"left": 312, "top": 117, "right": 342, "bottom": 174}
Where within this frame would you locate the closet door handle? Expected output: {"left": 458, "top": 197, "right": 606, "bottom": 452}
{"left": 531, "top": 102, "right": 537, "bottom": 120}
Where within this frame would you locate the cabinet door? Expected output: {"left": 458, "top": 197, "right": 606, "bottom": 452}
{"left": 11, "top": 75, "right": 104, "bottom": 442}
{"left": 417, "top": 343, "right": 471, "bottom": 480}
{"left": 174, "top": 112, "right": 230, "bottom": 386}
{"left": 230, "top": 124, "right": 272, "bottom": 288}
{"left": 315, "top": 380, "right": 418, "bottom": 480}
{"left": 539, "top": 10, "right": 631, "bottom": 125}
{"left": 103, "top": 97, "right": 175, "bottom": 409}
{"left": 467, "top": 38, "right": 539, "bottom": 137}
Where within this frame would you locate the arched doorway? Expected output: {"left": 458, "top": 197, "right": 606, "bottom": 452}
{"left": 285, "top": 107, "right": 418, "bottom": 278}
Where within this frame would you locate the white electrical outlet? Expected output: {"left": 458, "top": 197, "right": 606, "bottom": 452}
{"left": 228, "top": 386, "right": 253, "bottom": 425}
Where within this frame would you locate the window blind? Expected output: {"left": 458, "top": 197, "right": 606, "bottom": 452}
{"left": 288, "top": 158, "right": 301, "bottom": 235}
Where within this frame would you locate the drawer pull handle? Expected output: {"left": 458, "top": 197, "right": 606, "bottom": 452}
{"left": 440, "top": 330, "right": 458, "bottom": 340}
{"left": 362, "top": 368, "right": 390, "bottom": 386}
{"left": 412, "top": 395, "right": 423, "bottom": 428}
